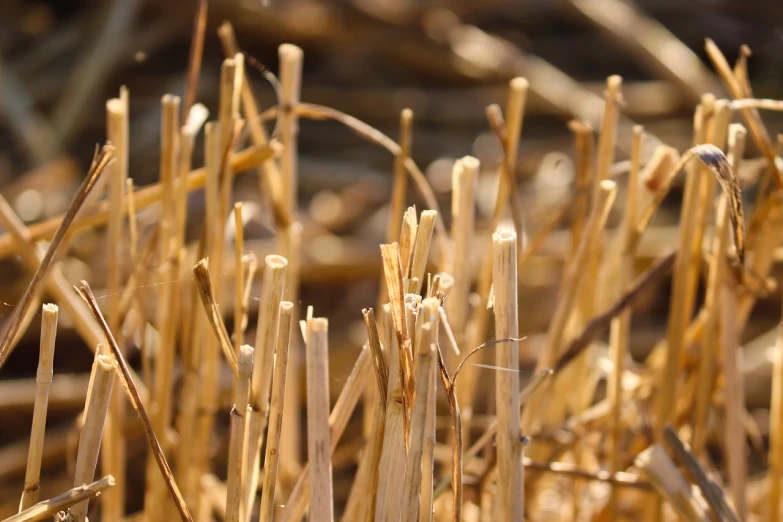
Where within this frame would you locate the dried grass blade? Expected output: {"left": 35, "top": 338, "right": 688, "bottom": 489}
{"left": 193, "top": 258, "right": 239, "bottom": 377}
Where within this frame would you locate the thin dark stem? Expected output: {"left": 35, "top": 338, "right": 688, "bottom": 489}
{"left": 0, "top": 144, "right": 114, "bottom": 370}
{"left": 554, "top": 251, "right": 676, "bottom": 373}
{"left": 436, "top": 343, "right": 462, "bottom": 522}
{"left": 77, "top": 281, "right": 194, "bottom": 522}
{"left": 452, "top": 337, "right": 527, "bottom": 386}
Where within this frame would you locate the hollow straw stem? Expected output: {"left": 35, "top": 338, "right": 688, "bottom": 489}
{"left": 342, "top": 349, "right": 387, "bottom": 522}
{"left": 419, "top": 360, "right": 437, "bottom": 522}
{"left": 654, "top": 98, "right": 711, "bottom": 442}
{"left": 305, "top": 318, "right": 335, "bottom": 522}
{"left": 19, "top": 303, "right": 58, "bottom": 512}
{"left": 190, "top": 121, "right": 223, "bottom": 499}
{"left": 279, "top": 43, "right": 302, "bottom": 219}
{"left": 607, "top": 125, "right": 643, "bottom": 521}
{"left": 720, "top": 234, "right": 747, "bottom": 520}
{"left": 258, "top": 301, "right": 294, "bottom": 522}
{"left": 278, "top": 42, "right": 305, "bottom": 488}
{"left": 408, "top": 210, "right": 437, "bottom": 295}
{"left": 103, "top": 87, "right": 129, "bottom": 522}
{"left": 772, "top": 225, "right": 783, "bottom": 522}
{"left": 387, "top": 109, "right": 414, "bottom": 246}
{"left": 145, "top": 94, "right": 182, "bottom": 522}
{"left": 234, "top": 202, "right": 245, "bottom": 353}
{"left": 226, "top": 345, "right": 254, "bottom": 522}
{"left": 217, "top": 22, "right": 287, "bottom": 225}
{"left": 71, "top": 352, "right": 115, "bottom": 522}
{"left": 218, "top": 55, "right": 242, "bottom": 238}
{"left": 8, "top": 476, "right": 115, "bottom": 522}
{"left": 594, "top": 76, "right": 623, "bottom": 191}
{"left": 446, "top": 156, "right": 478, "bottom": 347}
{"left": 567, "top": 119, "right": 595, "bottom": 262}
{"left": 278, "top": 346, "right": 371, "bottom": 522}
{"left": 242, "top": 254, "right": 288, "bottom": 518}
{"left": 491, "top": 230, "right": 524, "bottom": 521}
{"left": 374, "top": 309, "right": 408, "bottom": 522}
{"left": 401, "top": 299, "right": 439, "bottom": 521}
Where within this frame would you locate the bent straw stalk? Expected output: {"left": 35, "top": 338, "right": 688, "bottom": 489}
{"left": 19, "top": 304, "right": 58, "bottom": 511}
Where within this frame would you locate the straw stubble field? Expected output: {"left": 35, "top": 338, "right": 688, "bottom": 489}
{"left": 2, "top": 3, "right": 783, "bottom": 522}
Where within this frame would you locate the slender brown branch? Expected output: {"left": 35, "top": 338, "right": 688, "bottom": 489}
{"left": 0, "top": 144, "right": 114, "bottom": 370}
{"left": 554, "top": 251, "right": 676, "bottom": 373}
{"left": 435, "top": 343, "right": 462, "bottom": 522}
{"left": 76, "top": 282, "right": 193, "bottom": 522}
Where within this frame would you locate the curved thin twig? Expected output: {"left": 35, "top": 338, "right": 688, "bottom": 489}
{"left": 452, "top": 337, "right": 528, "bottom": 385}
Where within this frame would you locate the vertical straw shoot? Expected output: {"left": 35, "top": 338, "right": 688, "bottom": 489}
{"left": 226, "top": 345, "right": 254, "bottom": 522}
{"left": 19, "top": 303, "right": 58, "bottom": 512}
{"left": 492, "top": 230, "right": 524, "bottom": 521}
{"left": 305, "top": 318, "right": 334, "bottom": 522}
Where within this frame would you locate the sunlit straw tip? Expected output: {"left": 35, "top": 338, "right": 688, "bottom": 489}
{"left": 307, "top": 317, "right": 328, "bottom": 332}
{"left": 265, "top": 254, "right": 288, "bottom": 268}
{"left": 238, "top": 345, "right": 255, "bottom": 372}
{"left": 42, "top": 303, "right": 58, "bottom": 314}
{"left": 106, "top": 98, "right": 125, "bottom": 114}
{"left": 599, "top": 179, "right": 617, "bottom": 192}
{"left": 493, "top": 229, "right": 517, "bottom": 242}
{"left": 161, "top": 93, "right": 181, "bottom": 105}
{"left": 510, "top": 77, "right": 529, "bottom": 91}
{"left": 458, "top": 155, "right": 480, "bottom": 171}
{"left": 279, "top": 43, "right": 303, "bottom": 61}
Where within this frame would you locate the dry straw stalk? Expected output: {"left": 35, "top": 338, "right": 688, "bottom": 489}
{"left": 18, "top": 304, "right": 58, "bottom": 512}
{"left": 492, "top": 229, "right": 524, "bottom": 521}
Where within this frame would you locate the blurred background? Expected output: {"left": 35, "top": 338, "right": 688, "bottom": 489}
{"left": 1, "top": 0, "right": 783, "bottom": 514}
